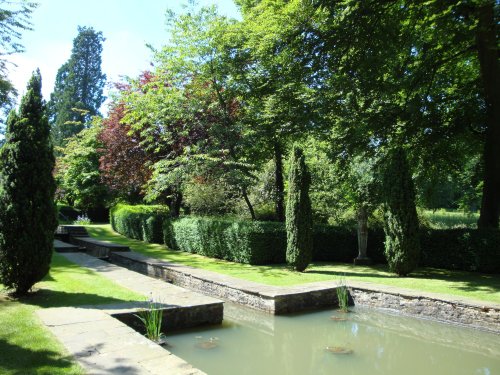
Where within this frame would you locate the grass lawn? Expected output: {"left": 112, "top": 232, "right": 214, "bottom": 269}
{"left": 0, "top": 252, "right": 144, "bottom": 375}
{"left": 88, "top": 224, "right": 500, "bottom": 305}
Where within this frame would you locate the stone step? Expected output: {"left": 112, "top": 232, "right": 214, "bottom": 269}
{"left": 70, "top": 236, "right": 130, "bottom": 259}
{"left": 53, "top": 239, "right": 79, "bottom": 253}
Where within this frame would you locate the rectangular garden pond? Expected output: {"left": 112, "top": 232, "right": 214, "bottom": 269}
{"left": 162, "top": 303, "right": 500, "bottom": 375}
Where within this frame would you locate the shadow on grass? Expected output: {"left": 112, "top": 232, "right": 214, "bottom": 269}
{"left": 18, "top": 289, "right": 140, "bottom": 309}
{"left": 0, "top": 337, "right": 76, "bottom": 375}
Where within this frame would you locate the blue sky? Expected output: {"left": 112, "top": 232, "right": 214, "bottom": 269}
{"left": 8, "top": 0, "right": 240, "bottom": 105}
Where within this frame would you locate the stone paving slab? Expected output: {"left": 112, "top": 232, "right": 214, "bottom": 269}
{"left": 59, "top": 252, "right": 223, "bottom": 331}
{"left": 109, "top": 251, "right": 500, "bottom": 333}
{"left": 37, "top": 307, "right": 205, "bottom": 375}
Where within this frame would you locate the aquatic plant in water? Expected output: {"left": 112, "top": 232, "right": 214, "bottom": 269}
{"left": 135, "top": 295, "right": 165, "bottom": 344}
{"left": 336, "top": 277, "right": 349, "bottom": 312}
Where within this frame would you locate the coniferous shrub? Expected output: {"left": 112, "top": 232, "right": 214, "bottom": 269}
{"left": 0, "top": 71, "right": 57, "bottom": 295}
{"left": 381, "top": 147, "right": 420, "bottom": 276}
{"left": 285, "top": 145, "right": 313, "bottom": 271}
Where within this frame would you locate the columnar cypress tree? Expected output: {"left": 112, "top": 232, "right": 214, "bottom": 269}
{"left": 286, "top": 144, "right": 313, "bottom": 272}
{"left": 381, "top": 147, "right": 420, "bottom": 276}
{"left": 0, "top": 70, "right": 57, "bottom": 295}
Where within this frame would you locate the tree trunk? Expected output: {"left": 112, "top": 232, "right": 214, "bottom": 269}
{"left": 169, "top": 191, "right": 182, "bottom": 218}
{"left": 274, "top": 141, "right": 285, "bottom": 222}
{"left": 476, "top": 2, "right": 500, "bottom": 229}
{"left": 242, "top": 186, "right": 256, "bottom": 220}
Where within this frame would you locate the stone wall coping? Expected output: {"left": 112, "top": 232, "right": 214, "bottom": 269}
{"left": 114, "top": 251, "right": 500, "bottom": 312}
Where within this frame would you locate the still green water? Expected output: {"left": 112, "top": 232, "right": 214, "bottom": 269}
{"left": 166, "top": 304, "right": 500, "bottom": 375}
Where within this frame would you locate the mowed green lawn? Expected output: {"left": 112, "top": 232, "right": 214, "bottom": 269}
{"left": 88, "top": 224, "right": 500, "bottom": 305}
{"left": 0, "top": 253, "right": 143, "bottom": 375}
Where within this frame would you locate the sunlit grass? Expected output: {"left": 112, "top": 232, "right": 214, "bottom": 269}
{"left": 421, "top": 209, "right": 479, "bottom": 229}
{"left": 87, "top": 224, "right": 500, "bottom": 304}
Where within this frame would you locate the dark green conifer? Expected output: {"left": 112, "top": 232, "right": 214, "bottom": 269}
{"left": 286, "top": 144, "right": 313, "bottom": 272}
{"left": 0, "top": 70, "right": 57, "bottom": 295}
{"left": 381, "top": 147, "right": 420, "bottom": 276}
{"left": 49, "top": 26, "right": 106, "bottom": 147}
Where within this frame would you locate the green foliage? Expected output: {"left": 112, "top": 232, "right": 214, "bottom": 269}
{"left": 336, "top": 277, "right": 349, "bottom": 312}
{"left": 183, "top": 177, "right": 239, "bottom": 216}
{"left": 109, "top": 204, "right": 499, "bottom": 273}
{"left": 49, "top": 26, "right": 106, "bottom": 147}
{"left": 421, "top": 228, "right": 500, "bottom": 274}
{"left": 0, "top": 70, "right": 57, "bottom": 294}
{"left": 55, "top": 118, "right": 109, "bottom": 209}
{"left": 134, "top": 297, "right": 164, "bottom": 343}
{"left": 421, "top": 209, "right": 479, "bottom": 230}
{"left": 382, "top": 147, "right": 420, "bottom": 276}
{"left": 0, "top": 1, "right": 37, "bottom": 114}
{"left": 110, "top": 204, "right": 170, "bottom": 243}
{"left": 285, "top": 145, "right": 313, "bottom": 272}
{"left": 168, "top": 216, "right": 286, "bottom": 265}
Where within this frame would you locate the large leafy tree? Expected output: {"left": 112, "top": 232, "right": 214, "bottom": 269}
{"left": 49, "top": 26, "right": 106, "bottom": 147}
{"left": 55, "top": 118, "right": 109, "bottom": 209}
{"left": 237, "top": 0, "right": 498, "bottom": 227}
{"left": 0, "top": 70, "right": 57, "bottom": 295}
{"left": 99, "top": 100, "right": 152, "bottom": 203}
{"left": 232, "top": 3, "right": 318, "bottom": 221}
{"left": 123, "top": 6, "right": 254, "bottom": 217}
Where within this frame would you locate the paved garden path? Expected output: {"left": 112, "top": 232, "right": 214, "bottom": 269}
{"left": 37, "top": 253, "right": 223, "bottom": 374}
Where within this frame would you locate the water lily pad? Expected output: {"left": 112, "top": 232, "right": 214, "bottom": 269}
{"left": 329, "top": 316, "right": 348, "bottom": 321}
{"left": 325, "top": 346, "right": 353, "bottom": 355}
{"left": 196, "top": 340, "right": 218, "bottom": 350}
{"left": 195, "top": 337, "right": 219, "bottom": 350}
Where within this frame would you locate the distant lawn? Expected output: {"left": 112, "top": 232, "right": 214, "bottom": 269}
{"left": 0, "top": 252, "right": 143, "bottom": 375}
{"left": 421, "top": 209, "right": 479, "bottom": 229}
{"left": 87, "top": 224, "right": 500, "bottom": 305}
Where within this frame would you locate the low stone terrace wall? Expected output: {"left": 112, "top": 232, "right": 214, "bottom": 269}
{"left": 109, "top": 251, "right": 500, "bottom": 333}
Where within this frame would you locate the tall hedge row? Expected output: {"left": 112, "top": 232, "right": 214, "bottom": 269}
{"left": 110, "top": 204, "right": 500, "bottom": 272}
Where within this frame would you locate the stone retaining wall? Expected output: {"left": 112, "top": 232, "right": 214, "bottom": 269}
{"left": 108, "top": 251, "right": 500, "bottom": 333}
{"left": 349, "top": 287, "right": 500, "bottom": 333}
{"left": 71, "top": 236, "right": 129, "bottom": 258}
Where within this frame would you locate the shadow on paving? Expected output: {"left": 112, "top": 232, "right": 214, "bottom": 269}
{"left": 75, "top": 343, "right": 144, "bottom": 375}
{"left": 0, "top": 337, "right": 76, "bottom": 375}
{"left": 19, "top": 289, "right": 141, "bottom": 309}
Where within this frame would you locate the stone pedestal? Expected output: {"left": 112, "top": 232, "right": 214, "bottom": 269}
{"left": 354, "top": 257, "right": 372, "bottom": 266}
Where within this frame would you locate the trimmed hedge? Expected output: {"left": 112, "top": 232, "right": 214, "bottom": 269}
{"left": 110, "top": 204, "right": 170, "bottom": 243}
{"left": 420, "top": 228, "right": 500, "bottom": 273}
{"left": 110, "top": 204, "right": 500, "bottom": 273}
{"left": 167, "top": 217, "right": 286, "bottom": 265}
